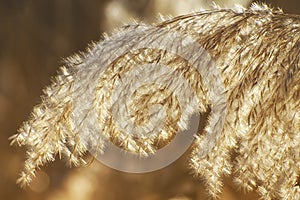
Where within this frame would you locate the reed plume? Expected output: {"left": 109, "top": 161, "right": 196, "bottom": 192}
{"left": 10, "top": 3, "right": 300, "bottom": 199}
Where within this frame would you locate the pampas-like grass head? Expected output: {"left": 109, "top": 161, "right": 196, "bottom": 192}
{"left": 10, "top": 3, "right": 300, "bottom": 199}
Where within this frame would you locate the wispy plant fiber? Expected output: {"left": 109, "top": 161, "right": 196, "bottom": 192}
{"left": 11, "top": 3, "right": 300, "bottom": 199}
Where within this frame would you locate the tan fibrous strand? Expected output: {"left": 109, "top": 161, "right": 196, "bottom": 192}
{"left": 10, "top": 3, "right": 300, "bottom": 199}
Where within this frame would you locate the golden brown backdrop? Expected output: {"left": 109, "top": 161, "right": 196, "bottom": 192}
{"left": 1, "top": 0, "right": 299, "bottom": 199}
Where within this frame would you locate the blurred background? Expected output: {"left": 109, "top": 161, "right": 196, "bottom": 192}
{"left": 1, "top": 0, "right": 299, "bottom": 199}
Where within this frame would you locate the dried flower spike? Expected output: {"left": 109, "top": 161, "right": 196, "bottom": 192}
{"left": 10, "top": 3, "right": 300, "bottom": 200}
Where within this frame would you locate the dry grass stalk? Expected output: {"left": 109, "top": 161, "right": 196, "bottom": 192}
{"left": 10, "top": 3, "right": 300, "bottom": 199}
